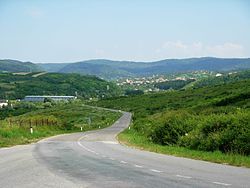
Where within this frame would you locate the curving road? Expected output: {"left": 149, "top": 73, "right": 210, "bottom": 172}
{"left": 0, "top": 112, "right": 249, "bottom": 188}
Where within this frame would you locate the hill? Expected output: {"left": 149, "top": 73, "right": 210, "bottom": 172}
{"left": 50, "top": 57, "right": 250, "bottom": 80}
{"left": 94, "top": 79, "right": 250, "bottom": 159}
{"left": 192, "top": 70, "right": 250, "bottom": 88}
{"left": 3, "top": 57, "right": 250, "bottom": 80}
{"left": 0, "top": 59, "right": 42, "bottom": 73}
{"left": 0, "top": 72, "right": 121, "bottom": 100}
{"left": 38, "top": 63, "right": 70, "bottom": 72}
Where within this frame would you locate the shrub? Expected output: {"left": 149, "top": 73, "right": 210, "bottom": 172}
{"left": 179, "top": 111, "right": 250, "bottom": 155}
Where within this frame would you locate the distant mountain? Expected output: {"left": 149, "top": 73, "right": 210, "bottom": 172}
{"left": 55, "top": 57, "right": 250, "bottom": 79}
{"left": 3, "top": 57, "right": 250, "bottom": 79}
{"left": 0, "top": 59, "right": 42, "bottom": 72}
{"left": 38, "top": 63, "right": 70, "bottom": 72}
{"left": 58, "top": 60, "right": 136, "bottom": 79}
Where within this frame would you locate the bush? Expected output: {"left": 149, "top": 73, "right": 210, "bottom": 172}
{"left": 179, "top": 111, "right": 250, "bottom": 155}
{"left": 149, "top": 111, "right": 194, "bottom": 145}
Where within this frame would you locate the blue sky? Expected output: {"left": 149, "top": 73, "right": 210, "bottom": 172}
{"left": 0, "top": 0, "right": 249, "bottom": 63}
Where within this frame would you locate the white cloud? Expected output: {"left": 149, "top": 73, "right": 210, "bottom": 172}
{"left": 156, "top": 41, "right": 247, "bottom": 58}
{"left": 206, "top": 43, "right": 245, "bottom": 57}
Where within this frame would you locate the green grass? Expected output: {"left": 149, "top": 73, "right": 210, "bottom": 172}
{"left": 0, "top": 102, "right": 121, "bottom": 147}
{"left": 118, "top": 129, "right": 250, "bottom": 168}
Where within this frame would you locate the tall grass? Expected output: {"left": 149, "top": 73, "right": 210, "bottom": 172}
{"left": 0, "top": 102, "right": 121, "bottom": 147}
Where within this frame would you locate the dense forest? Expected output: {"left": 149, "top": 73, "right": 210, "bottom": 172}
{"left": 155, "top": 79, "right": 195, "bottom": 90}
{"left": 94, "top": 78, "right": 250, "bottom": 155}
{"left": 0, "top": 72, "right": 121, "bottom": 99}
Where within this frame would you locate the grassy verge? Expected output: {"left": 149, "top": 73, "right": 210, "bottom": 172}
{"left": 0, "top": 102, "right": 121, "bottom": 147}
{"left": 118, "top": 129, "right": 250, "bottom": 168}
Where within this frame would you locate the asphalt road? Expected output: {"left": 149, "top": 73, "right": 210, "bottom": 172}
{"left": 0, "top": 112, "right": 249, "bottom": 188}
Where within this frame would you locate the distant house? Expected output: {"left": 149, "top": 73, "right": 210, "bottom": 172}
{"left": 216, "top": 73, "right": 223, "bottom": 77}
{"left": 0, "top": 100, "right": 8, "bottom": 108}
{"left": 24, "top": 96, "right": 77, "bottom": 102}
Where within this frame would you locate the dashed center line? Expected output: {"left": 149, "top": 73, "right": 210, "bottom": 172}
{"left": 120, "top": 161, "right": 128, "bottom": 164}
{"left": 213, "top": 182, "right": 231, "bottom": 186}
{"left": 150, "top": 169, "right": 162, "bottom": 173}
{"left": 176, "top": 175, "right": 192, "bottom": 179}
{"left": 134, "top": 164, "right": 143, "bottom": 168}
{"left": 109, "top": 157, "right": 115, "bottom": 160}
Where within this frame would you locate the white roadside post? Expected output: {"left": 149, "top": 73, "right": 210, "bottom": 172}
{"left": 80, "top": 126, "right": 83, "bottom": 131}
{"left": 30, "top": 126, "right": 33, "bottom": 134}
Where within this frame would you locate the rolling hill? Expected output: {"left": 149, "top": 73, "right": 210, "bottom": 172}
{"left": 2, "top": 57, "right": 250, "bottom": 80}
{"left": 0, "top": 72, "right": 121, "bottom": 100}
{"left": 94, "top": 78, "right": 250, "bottom": 156}
{"left": 40, "top": 57, "right": 250, "bottom": 80}
{"left": 0, "top": 59, "right": 42, "bottom": 73}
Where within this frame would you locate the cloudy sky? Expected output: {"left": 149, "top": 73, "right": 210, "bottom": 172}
{"left": 0, "top": 0, "right": 249, "bottom": 63}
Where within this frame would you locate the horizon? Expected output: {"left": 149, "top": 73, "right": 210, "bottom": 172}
{"left": 1, "top": 56, "right": 250, "bottom": 64}
{"left": 0, "top": 0, "right": 250, "bottom": 63}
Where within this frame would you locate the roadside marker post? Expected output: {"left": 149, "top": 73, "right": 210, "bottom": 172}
{"left": 30, "top": 126, "right": 33, "bottom": 134}
{"left": 80, "top": 127, "right": 83, "bottom": 131}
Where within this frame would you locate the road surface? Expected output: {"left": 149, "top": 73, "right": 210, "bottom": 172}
{"left": 0, "top": 112, "right": 249, "bottom": 188}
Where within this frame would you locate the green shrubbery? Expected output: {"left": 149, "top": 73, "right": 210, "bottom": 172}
{"left": 0, "top": 101, "right": 121, "bottom": 147}
{"left": 144, "top": 110, "right": 250, "bottom": 155}
{"left": 0, "top": 72, "right": 121, "bottom": 100}
{"left": 179, "top": 111, "right": 250, "bottom": 155}
{"left": 95, "top": 79, "right": 250, "bottom": 156}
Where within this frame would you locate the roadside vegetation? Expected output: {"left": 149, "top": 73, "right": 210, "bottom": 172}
{"left": 94, "top": 78, "right": 250, "bottom": 167}
{"left": 0, "top": 101, "right": 121, "bottom": 147}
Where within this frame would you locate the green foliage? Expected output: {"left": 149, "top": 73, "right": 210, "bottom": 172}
{"left": 193, "top": 70, "right": 250, "bottom": 88}
{"left": 179, "top": 111, "right": 250, "bottom": 155}
{"left": 125, "top": 89, "right": 144, "bottom": 96}
{"left": 0, "top": 102, "right": 121, "bottom": 147}
{"left": 95, "top": 79, "right": 250, "bottom": 156}
{"left": 155, "top": 79, "right": 195, "bottom": 90}
{"left": 0, "top": 102, "right": 43, "bottom": 120}
{"left": 0, "top": 72, "right": 121, "bottom": 99}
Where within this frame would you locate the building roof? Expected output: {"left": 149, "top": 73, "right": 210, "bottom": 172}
{"left": 25, "top": 96, "right": 75, "bottom": 98}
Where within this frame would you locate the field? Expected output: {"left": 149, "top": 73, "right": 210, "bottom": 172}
{"left": 0, "top": 101, "right": 121, "bottom": 147}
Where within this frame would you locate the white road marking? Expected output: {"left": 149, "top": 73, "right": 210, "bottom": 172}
{"left": 77, "top": 141, "right": 96, "bottom": 153}
{"left": 102, "top": 155, "right": 106, "bottom": 158}
{"left": 134, "top": 164, "right": 143, "bottom": 168}
{"left": 109, "top": 158, "right": 115, "bottom": 160}
{"left": 176, "top": 175, "right": 192, "bottom": 179}
{"left": 99, "top": 141, "right": 118, "bottom": 144}
{"left": 150, "top": 169, "right": 162, "bottom": 173}
{"left": 213, "top": 182, "right": 231, "bottom": 186}
{"left": 120, "top": 161, "right": 128, "bottom": 164}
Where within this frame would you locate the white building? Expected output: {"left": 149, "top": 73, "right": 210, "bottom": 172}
{"left": 24, "top": 96, "right": 77, "bottom": 102}
{"left": 0, "top": 100, "right": 8, "bottom": 108}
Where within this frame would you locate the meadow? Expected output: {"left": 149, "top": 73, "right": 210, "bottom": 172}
{"left": 0, "top": 101, "right": 121, "bottom": 147}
